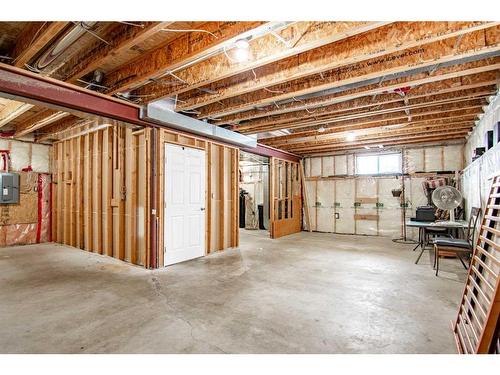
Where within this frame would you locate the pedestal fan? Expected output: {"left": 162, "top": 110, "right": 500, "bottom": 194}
{"left": 432, "top": 185, "right": 462, "bottom": 222}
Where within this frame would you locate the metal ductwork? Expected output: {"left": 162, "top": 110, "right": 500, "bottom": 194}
{"left": 34, "top": 22, "right": 97, "bottom": 71}
{"left": 140, "top": 100, "right": 257, "bottom": 148}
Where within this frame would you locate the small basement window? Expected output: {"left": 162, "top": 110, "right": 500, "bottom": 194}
{"left": 355, "top": 152, "right": 402, "bottom": 175}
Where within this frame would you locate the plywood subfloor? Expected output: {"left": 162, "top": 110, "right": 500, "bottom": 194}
{"left": 0, "top": 230, "right": 466, "bottom": 353}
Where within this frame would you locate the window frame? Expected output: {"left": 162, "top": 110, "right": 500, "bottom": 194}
{"left": 355, "top": 152, "right": 402, "bottom": 176}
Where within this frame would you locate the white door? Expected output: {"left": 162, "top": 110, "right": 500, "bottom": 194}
{"left": 164, "top": 144, "right": 206, "bottom": 266}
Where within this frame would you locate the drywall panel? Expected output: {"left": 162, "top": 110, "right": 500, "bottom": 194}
{"left": 322, "top": 156, "right": 334, "bottom": 176}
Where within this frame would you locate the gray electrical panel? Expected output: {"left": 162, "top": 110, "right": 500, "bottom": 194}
{"left": 0, "top": 172, "right": 20, "bottom": 204}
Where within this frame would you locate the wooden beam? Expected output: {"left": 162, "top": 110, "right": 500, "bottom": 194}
{"left": 175, "top": 22, "right": 498, "bottom": 111}
{"left": 11, "top": 22, "right": 69, "bottom": 68}
{"left": 284, "top": 124, "right": 473, "bottom": 152}
{"left": 133, "top": 22, "right": 390, "bottom": 103}
{"left": 250, "top": 101, "right": 484, "bottom": 138}
{"left": 262, "top": 107, "right": 482, "bottom": 146}
{"left": 238, "top": 91, "right": 492, "bottom": 134}
{"left": 15, "top": 109, "right": 70, "bottom": 137}
{"left": 266, "top": 117, "right": 477, "bottom": 148}
{"left": 102, "top": 22, "right": 271, "bottom": 95}
{"left": 299, "top": 134, "right": 468, "bottom": 155}
{"left": 60, "top": 22, "right": 175, "bottom": 83}
{"left": 234, "top": 79, "right": 498, "bottom": 131}
{"left": 214, "top": 57, "right": 500, "bottom": 124}
{"left": 34, "top": 116, "right": 88, "bottom": 142}
{"left": 0, "top": 100, "right": 33, "bottom": 128}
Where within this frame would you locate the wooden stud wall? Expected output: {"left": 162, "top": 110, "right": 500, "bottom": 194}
{"left": 270, "top": 157, "right": 302, "bottom": 238}
{"left": 52, "top": 125, "right": 150, "bottom": 266}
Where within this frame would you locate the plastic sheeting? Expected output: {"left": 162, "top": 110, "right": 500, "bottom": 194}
{"left": 461, "top": 142, "right": 500, "bottom": 217}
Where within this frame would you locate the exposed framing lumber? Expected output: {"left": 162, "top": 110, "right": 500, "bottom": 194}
{"left": 300, "top": 134, "right": 467, "bottom": 155}
{"left": 0, "top": 100, "right": 33, "bottom": 128}
{"left": 259, "top": 106, "right": 483, "bottom": 146}
{"left": 269, "top": 119, "right": 475, "bottom": 150}
{"left": 134, "top": 21, "right": 390, "bottom": 102}
{"left": 102, "top": 22, "right": 270, "bottom": 95}
{"left": 196, "top": 29, "right": 500, "bottom": 119}
{"left": 60, "top": 22, "right": 175, "bottom": 83}
{"left": 15, "top": 109, "right": 70, "bottom": 137}
{"left": 239, "top": 93, "right": 491, "bottom": 134}
{"left": 263, "top": 111, "right": 481, "bottom": 146}
{"left": 175, "top": 22, "right": 498, "bottom": 112}
{"left": 10, "top": 22, "right": 69, "bottom": 68}
{"left": 34, "top": 116, "right": 86, "bottom": 142}
{"left": 234, "top": 79, "right": 498, "bottom": 132}
{"left": 209, "top": 56, "right": 500, "bottom": 124}
{"left": 284, "top": 126, "right": 473, "bottom": 152}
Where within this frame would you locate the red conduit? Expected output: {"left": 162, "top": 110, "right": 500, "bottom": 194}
{"left": 36, "top": 174, "right": 43, "bottom": 243}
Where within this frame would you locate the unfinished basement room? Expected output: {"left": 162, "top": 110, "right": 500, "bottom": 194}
{"left": 1, "top": 2, "right": 500, "bottom": 369}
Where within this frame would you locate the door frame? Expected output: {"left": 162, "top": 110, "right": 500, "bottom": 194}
{"left": 163, "top": 142, "right": 207, "bottom": 266}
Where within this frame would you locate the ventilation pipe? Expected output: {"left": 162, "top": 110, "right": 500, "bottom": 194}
{"left": 140, "top": 100, "right": 257, "bottom": 148}
{"left": 34, "top": 22, "right": 98, "bottom": 71}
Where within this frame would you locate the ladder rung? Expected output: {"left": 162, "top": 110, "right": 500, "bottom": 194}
{"left": 487, "top": 204, "right": 500, "bottom": 210}
{"left": 468, "top": 275, "right": 492, "bottom": 305}
{"left": 472, "top": 255, "right": 497, "bottom": 278}
{"left": 490, "top": 193, "right": 500, "bottom": 198}
{"left": 460, "top": 299, "right": 482, "bottom": 341}
{"left": 481, "top": 225, "right": 500, "bottom": 236}
{"left": 475, "top": 245, "right": 500, "bottom": 266}
{"left": 484, "top": 215, "right": 500, "bottom": 222}
{"left": 471, "top": 265, "right": 495, "bottom": 293}
{"left": 456, "top": 316, "right": 474, "bottom": 354}
{"left": 479, "top": 235, "right": 500, "bottom": 251}
{"left": 465, "top": 284, "right": 488, "bottom": 318}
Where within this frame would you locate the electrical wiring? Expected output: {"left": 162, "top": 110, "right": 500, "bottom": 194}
{"left": 118, "top": 21, "right": 145, "bottom": 28}
{"left": 160, "top": 28, "right": 219, "bottom": 39}
{"left": 74, "top": 22, "right": 110, "bottom": 45}
{"left": 76, "top": 79, "right": 109, "bottom": 90}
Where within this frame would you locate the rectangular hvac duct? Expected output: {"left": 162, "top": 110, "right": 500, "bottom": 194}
{"left": 140, "top": 100, "right": 257, "bottom": 148}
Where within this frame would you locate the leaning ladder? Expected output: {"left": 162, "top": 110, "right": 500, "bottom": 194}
{"left": 452, "top": 172, "right": 500, "bottom": 354}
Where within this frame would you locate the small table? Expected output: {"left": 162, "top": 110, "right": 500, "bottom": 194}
{"left": 406, "top": 220, "right": 469, "bottom": 264}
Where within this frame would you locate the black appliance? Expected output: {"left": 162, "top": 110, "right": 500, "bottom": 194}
{"left": 415, "top": 206, "right": 436, "bottom": 222}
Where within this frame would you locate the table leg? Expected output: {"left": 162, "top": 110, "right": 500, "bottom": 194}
{"left": 412, "top": 227, "right": 422, "bottom": 251}
{"left": 415, "top": 227, "right": 426, "bottom": 264}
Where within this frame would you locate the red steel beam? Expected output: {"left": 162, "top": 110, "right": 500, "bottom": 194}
{"left": 241, "top": 143, "right": 301, "bottom": 162}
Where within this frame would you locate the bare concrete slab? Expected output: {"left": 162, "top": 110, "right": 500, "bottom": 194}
{"left": 0, "top": 230, "right": 466, "bottom": 353}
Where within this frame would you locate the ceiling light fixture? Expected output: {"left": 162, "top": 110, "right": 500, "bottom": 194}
{"left": 378, "top": 145, "right": 384, "bottom": 149}
{"left": 364, "top": 146, "right": 370, "bottom": 149}
{"left": 346, "top": 132, "right": 356, "bottom": 142}
{"left": 233, "top": 39, "right": 250, "bottom": 62}
{"left": 318, "top": 126, "right": 325, "bottom": 133}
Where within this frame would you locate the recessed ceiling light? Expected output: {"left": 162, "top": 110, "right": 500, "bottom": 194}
{"left": 346, "top": 132, "right": 356, "bottom": 141}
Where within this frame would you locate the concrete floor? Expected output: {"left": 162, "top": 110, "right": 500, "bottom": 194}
{"left": 0, "top": 230, "right": 467, "bottom": 353}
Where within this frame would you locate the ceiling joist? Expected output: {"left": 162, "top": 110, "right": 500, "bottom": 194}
{"left": 175, "top": 22, "right": 498, "bottom": 112}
